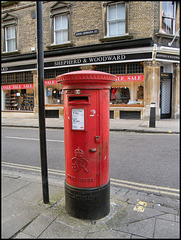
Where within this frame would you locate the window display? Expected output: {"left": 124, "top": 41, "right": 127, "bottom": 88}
{"left": 111, "top": 87, "right": 130, "bottom": 104}
{"left": 45, "top": 86, "right": 63, "bottom": 105}
{"left": 5, "top": 91, "right": 19, "bottom": 110}
{"left": 95, "top": 64, "right": 144, "bottom": 106}
{"left": 137, "top": 85, "right": 144, "bottom": 99}
{"left": 110, "top": 83, "right": 144, "bottom": 106}
{"left": 4, "top": 89, "right": 34, "bottom": 111}
{"left": 21, "top": 93, "right": 34, "bottom": 111}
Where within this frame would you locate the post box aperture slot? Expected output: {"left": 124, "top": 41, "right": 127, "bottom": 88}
{"left": 69, "top": 96, "right": 89, "bottom": 102}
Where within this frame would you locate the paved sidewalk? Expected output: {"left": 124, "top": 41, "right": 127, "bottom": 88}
{"left": 1, "top": 168, "right": 180, "bottom": 239}
{"left": 1, "top": 116, "right": 180, "bottom": 134}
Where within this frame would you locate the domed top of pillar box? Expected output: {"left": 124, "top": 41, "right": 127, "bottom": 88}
{"left": 56, "top": 70, "right": 115, "bottom": 90}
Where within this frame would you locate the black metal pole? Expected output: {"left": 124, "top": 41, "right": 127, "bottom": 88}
{"left": 36, "top": 1, "right": 49, "bottom": 204}
{"left": 149, "top": 102, "right": 156, "bottom": 128}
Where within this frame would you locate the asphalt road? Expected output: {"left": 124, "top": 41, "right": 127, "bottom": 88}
{"left": 2, "top": 127, "right": 179, "bottom": 189}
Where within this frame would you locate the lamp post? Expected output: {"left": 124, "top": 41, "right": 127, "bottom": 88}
{"left": 36, "top": 1, "right": 49, "bottom": 204}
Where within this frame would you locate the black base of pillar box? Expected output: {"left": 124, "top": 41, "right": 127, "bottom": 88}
{"left": 65, "top": 181, "right": 110, "bottom": 220}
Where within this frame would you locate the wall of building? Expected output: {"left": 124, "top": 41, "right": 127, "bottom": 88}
{"left": 1, "top": 1, "right": 160, "bottom": 54}
{"left": 1, "top": 1, "right": 180, "bottom": 120}
{"left": 129, "top": 1, "right": 158, "bottom": 39}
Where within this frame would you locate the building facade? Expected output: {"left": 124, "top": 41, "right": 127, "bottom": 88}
{"left": 1, "top": 1, "right": 180, "bottom": 120}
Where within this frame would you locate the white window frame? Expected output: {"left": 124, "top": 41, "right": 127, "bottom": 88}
{"left": 5, "top": 25, "right": 16, "bottom": 52}
{"left": 107, "top": 2, "right": 126, "bottom": 37}
{"left": 161, "top": 1, "right": 176, "bottom": 35}
{"left": 54, "top": 14, "right": 68, "bottom": 45}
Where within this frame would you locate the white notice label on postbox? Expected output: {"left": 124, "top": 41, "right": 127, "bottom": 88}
{"left": 72, "top": 109, "right": 84, "bottom": 130}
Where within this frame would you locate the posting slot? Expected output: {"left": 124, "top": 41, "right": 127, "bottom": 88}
{"left": 69, "top": 96, "right": 89, "bottom": 102}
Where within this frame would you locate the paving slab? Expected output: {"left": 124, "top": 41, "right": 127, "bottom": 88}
{"left": 2, "top": 175, "right": 31, "bottom": 198}
{"left": 38, "top": 218, "right": 87, "bottom": 239}
{"left": 2, "top": 197, "right": 40, "bottom": 239}
{"left": 23, "top": 212, "right": 59, "bottom": 238}
{"left": 1, "top": 168, "right": 180, "bottom": 239}
{"left": 85, "top": 228, "right": 131, "bottom": 238}
{"left": 105, "top": 203, "right": 163, "bottom": 228}
{"left": 115, "top": 218, "right": 156, "bottom": 239}
{"left": 154, "top": 218, "right": 180, "bottom": 238}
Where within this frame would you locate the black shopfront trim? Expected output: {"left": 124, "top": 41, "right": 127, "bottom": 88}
{"left": 2, "top": 38, "right": 153, "bottom": 64}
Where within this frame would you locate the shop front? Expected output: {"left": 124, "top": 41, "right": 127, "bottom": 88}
{"left": 1, "top": 42, "right": 180, "bottom": 120}
{"left": 109, "top": 74, "right": 144, "bottom": 119}
{"left": 44, "top": 79, "right": 63, "bottom": 118}
{"left": 2, "top": 83, "right": 34, "bottom": 111}
{"left": 43, "top": 71, "right": 145, "bottom": 120}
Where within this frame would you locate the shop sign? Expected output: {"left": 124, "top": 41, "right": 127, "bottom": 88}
{"left": 2, "top": 52, "right": 152, "bottom": 73}
{"left": 156, "top": 53, "right": 180, "bottom": 61}
{"left": 116, "top": 74, "right": 144, "bottom": 82}
{"left": 2, "top": 84, "right": 34, "bottom": 90}
{"left": 160, "top": 73, "right": 172, "bottom": 80}
{"left": 54, "top": 55, "right": 125, "bottom": 66}
{"left": 44, "top": 80, "right": 60, "bottom": 85}
{"left": 1, "top": 67, "right": 8, "bottom": 72}
{"left": 53, "top": 53, "right": 152, "bottom": 67}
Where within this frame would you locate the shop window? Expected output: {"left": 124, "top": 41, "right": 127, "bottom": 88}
{"left": 46, "top": 88, "right": 63, "bottom": 105}
{"left": 21, "top": 92, "right": 34, "bottom": 111}
{"left": 110, "top": 87, "right": 130, "bottom": 104}
{"left": 3, "top": 72, "right": 33, "bottom": 84}
{"left": 107, "top": 2, "right": 126, "bottom": 37}
{"left": 24, "top": 72, "right": 33, "bottom": 82}
{"left": 52, "top": 89, "right": 59, "bottom": 98}
{"left": 1, "top": 74, "right": 7, "bottom": 84}
{"left": 16, "top": 72, "right": 24, "bottom": 83}
{"left": 7, "top": 73, "right": 15, "bottom": 83}
{"left": 21, "top": 89, "right": 26, "bottom": 95}
{"left": 110, "top": 64, "right": 126, "bottom": 74}
{"left": 68, "top": 67, "right": 80, "bottom": 72}
{"left": 110, "top": 83, "right": 144, "bottom": 106}
{"left": 56, "top": 67, "right": 79, "bottom": 76}
{"left": 127, "top": 63, "right": 143, "bottom": 74}
{"left": 94, "top": 65, "right": 109, "bottom": 73}
{"left": 137, "top": 85, "right": 144, "bottom": 99}
{"left": 161, "top": 1, "right": 176, "bottom": 35}
{"left": 56, "top": 68, "right": 68, "bottom": 76}
{"left": 95, "top": 63, "right": 143, "bottom": 74}
{"left": 45, "top": 69, "right": 56, "bottom": 79}
{"left": 4, "top": 88, "right": 34, "bottom": 111}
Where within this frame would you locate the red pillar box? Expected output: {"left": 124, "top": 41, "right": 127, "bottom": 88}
{"left": 56, "top": 70, "right": 115, "bottom": 220}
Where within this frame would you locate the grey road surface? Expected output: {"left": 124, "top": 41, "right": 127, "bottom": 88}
{"left": 2, "top": 127, "right": 179, "bottom": 189}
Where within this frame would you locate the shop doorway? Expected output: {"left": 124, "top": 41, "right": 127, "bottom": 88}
{"left": 160, "top": 73, "right": 172, "bottom": 119}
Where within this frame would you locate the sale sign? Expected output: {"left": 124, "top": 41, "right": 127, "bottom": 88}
{"left": 44, "top": 80, "right": 61, "bottom": 85}
{"left": 116, "top": 74, "right": 144, "bottom": 82}
{"left": 2, "top": 84, "right": 34, "bottom": 90}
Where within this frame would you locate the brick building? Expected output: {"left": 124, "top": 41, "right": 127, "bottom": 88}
{"left": 1, "top": 1, "right": 180, "bottom": 119}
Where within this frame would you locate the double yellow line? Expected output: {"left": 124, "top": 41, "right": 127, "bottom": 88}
{"left": 110, "top": 178, "right": 179, "bottom": 197}
{"left": 2, "top": 162, "right": 65, "bottom": 176}
{"left": 2, "top": 162, "right": 179, "bottom": 198}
